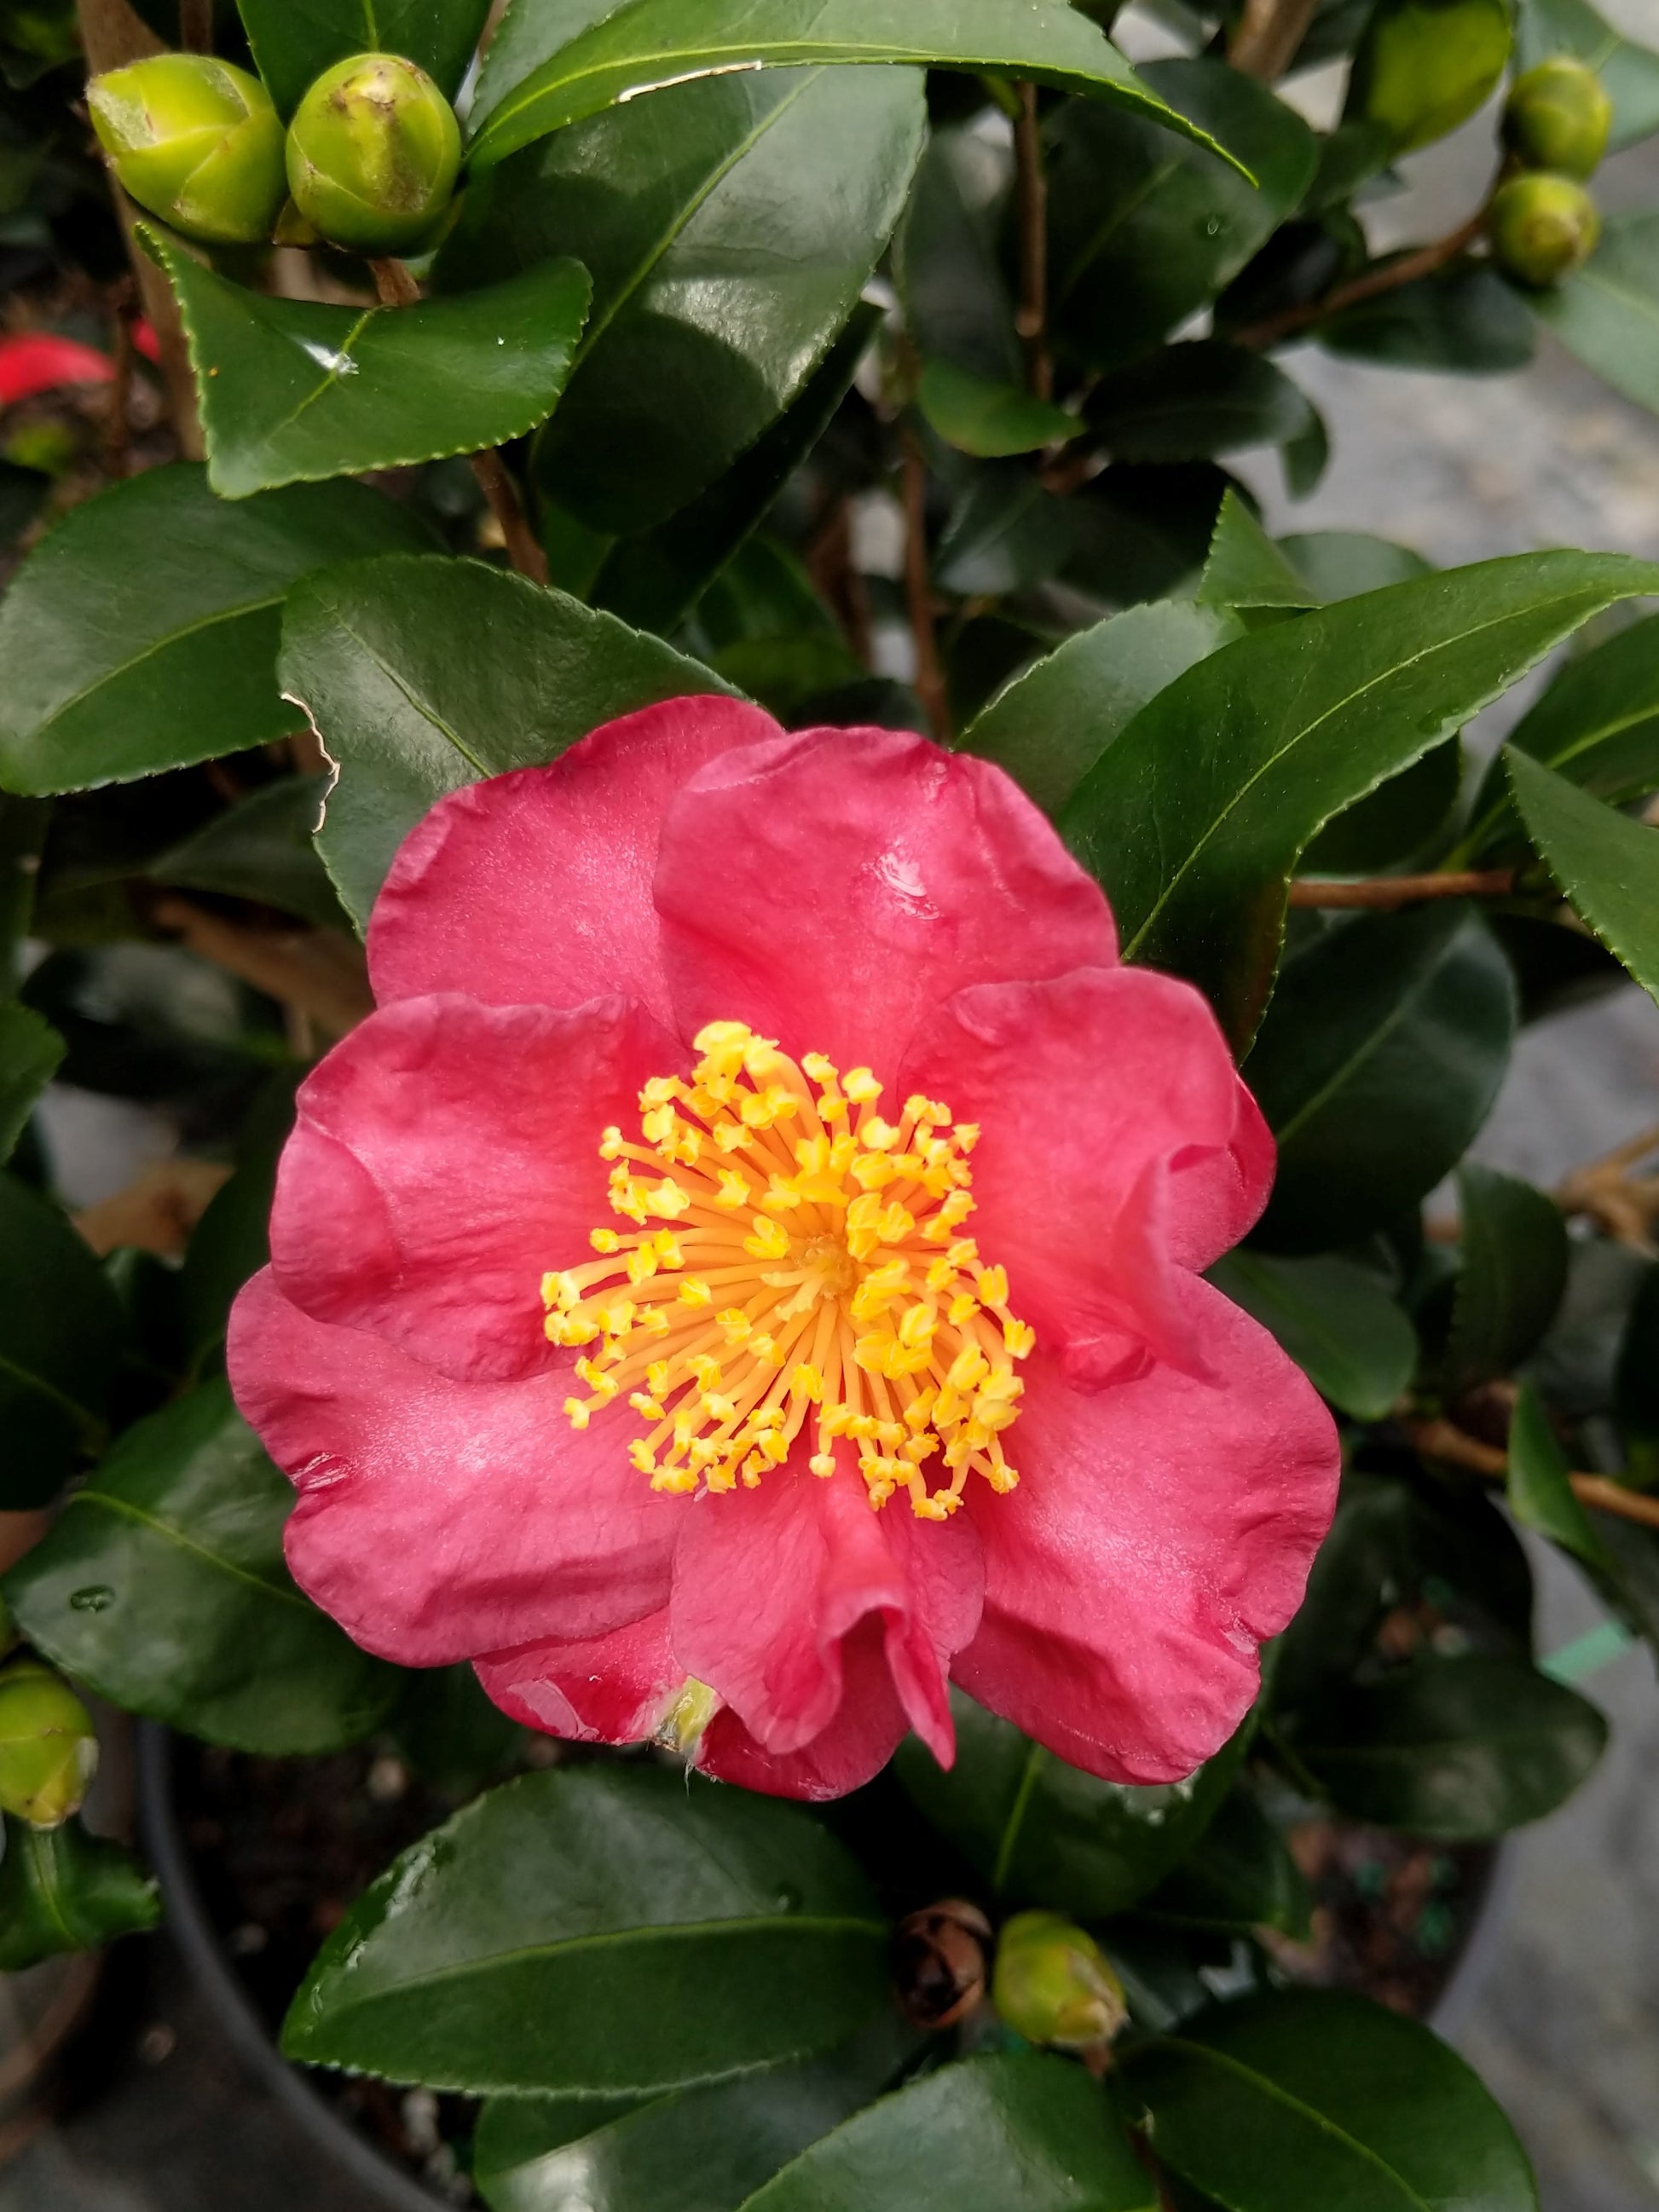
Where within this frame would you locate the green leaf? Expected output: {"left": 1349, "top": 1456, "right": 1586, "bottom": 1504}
{"left": 1319, "top": 262, "right": 1535, "bottom": 372}
{"left": 0, "top": 1816, "right": 159, "bottom": 1972}
{"left": 917, "top": 361, "right": 1077, "bottom": 459}
{"left": 279, "top": 554, "right": 733, "bottom": 929}
{"left": 236, "top": 0, "right": 493, "bottom": 110}
{"left": 1196, "top": 488, "right": 1315, "bottom": 611}
{"left": 467, "top": 0, "right": 1233, "bottom": 172}
{"left": 147, "top": 229, "right": 592, "bottom": 502}
{"left": 1506, "top": 744, "right": 1659, "bottom": 1003}
{"left": 0, "top": 1171, "right": 123, "bottom": 1510}
{"left": 176, "top": 1115, "right": 290, "bottom": 1370}
{"left": 1532, "top": 212, "right": 1659, "bottom": 412}
{"left": 1246, "top": 906, "right": 1516, "bottom": 1254}
{"left": 1142, "top": 1785, "right": 1314, "bottom": 1938}
{"left": 1122, "top": 1990, "right": 1539, "bottom": 2212}
{"left": 1049, "top": 56, "right": 1315, "bottom": 374}
{"left": 1064, "top": 462, "right": 1245, "bottom": 610}
{"left": 1444, "top": 1164, "right": 1569, "bottom": 1394}
{"left": 934, "top": 466, "right": 1078, "bottom": 598}
{"left": 1301, "top": 741, "right": 1463, "bottom": 876}
{"left": 1616, "top": 1262, "right": 1659, "bottom": 1449}
{"left": 1060, "top": 550, "right": 1659, "bottom": 1048}
{"left": 3, "top": 1379, "right": 398, "bottom": 1753}
{"left": 284, "top": 1764, "right": 889, "bottom": 2094}
{"left": 1277, "top": 530, "right": 1434, "bottom": 600}
{"left": 962, "top": 599, "right": 1241, "bottom": 817}
{"left": 0, "top": 464, "right": 431, "bottom": 796}
{"left": 0, "top": 999, "right": 62, "bottom": 1163}
{"left": 1293, "top": 1654, "right": 1606, "bottom": 1837}
{"left": 894, "top": 1689, "right": 1245, "bottom": 1920}
{"left": 1207, "top": 1250, "right": 1416, "bottom": 1420}
{"left": 742, "top": 2053, "right": 1157, "bottom": 2212}
{"left": 894, "top": 123, "right": 1020, "bottom": 385}
{"left": 1507, "top": 1380, "right": 1610, "bottom": 1571}
{"left": 1092, "top": 343, "right": 1314, "bottom": 464}
{"left": 1517, "top": 0, "right": 1659, "bottom": 152}
{"left": 391, "top": 1664, "right": 525, "bottom": 1801}
{"left": 150, "top": 775, "right": 342, "bottom": 930}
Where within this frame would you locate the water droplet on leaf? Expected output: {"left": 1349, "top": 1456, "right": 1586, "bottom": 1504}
{"left": 69, "top": 1585, "right": 114, "bottom": 1612}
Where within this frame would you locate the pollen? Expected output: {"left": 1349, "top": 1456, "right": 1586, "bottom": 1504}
{"left": 541, "top": 1020, "right": 1032, "bottom": 1519}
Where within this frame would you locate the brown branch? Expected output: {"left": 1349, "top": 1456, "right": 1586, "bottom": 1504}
{"left": 806, "top": 494, "right": 873, "bottom": 669}
{"left": 75, "top": 1158, "right": 231, "bottom": 1257}
{"left": 1557, "top": 1120, "right": 1659, "bottom": 1255}
{"left": 1013, "top": 84, "right": 1053, "bottom": 402}
{"left": 1287, "top": 868, "right": 1515, "bottom": 910}
{"left": 178, "top": 0, "right": 213, "bottom": 50}
{"left": 1408, "top": 1418, "right": 1659, "bottom": 1533}
{"left": 368, "top": 255, "right": 422, "bottom": 309}
{"left": 1236, "top": 214, "right": 1488, "bottom": 350}
{"left": 104, "top": 276, "right": 135, "bottom": 477}
{"left": 901, "top": 430, "right": 951, "bottom": 743}
{"left": 1228, "top": 0, "right": 1320, "bottom": 78}
{"left": 153, "top": 897, "right": 373, "bottom": 1038}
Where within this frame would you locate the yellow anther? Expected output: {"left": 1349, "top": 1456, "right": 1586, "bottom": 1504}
{"left": 860, "top": 1117, "right": 903, "bottom": 1152}
{"left": 599, "top": 1125, "right": 626, "bottom": 1159}
{"left": 947, "top": 1239, "right": 980, "bottom": 1269}
{"left": 1004, "top": 1319, "right": 1036, "bottom": 1359}
{"left": 809, "top": 1452, "right": 838, "bottom": 1478}
{"left": 714, "top": 1169, "right": 752, "bottom": 1207}
{"left": 843, "top": 1066, "right": 882, "bottom": 1102}
{"left": 588, "top": 1230, "right": 622, "bottom": 1255}
{"left": 953, "top": 1123, "right": 981, "bottom": 1152}
{"left": 976, "top": 1265, "right": 1010, "bottom": 1307}
{"left": 626, "top": 1247, "right": 659, "bottom": 1285}
{"left": 647, "top": 1178, "right": 691, "bottom": 1218}
{"left": 652, "top": 1232, "right": 685, "bottom": 1268}
{"left": 641, "top": 1103, "right": 677, "bottom": 1144}
{"left": 628, "top": 1392, "right": 664, "bottom": 1419}
{"left": 678, "top": 1277, "right": 712, "bottom": 1308}
{"left": 948, "top": 1345, "right": 991, "bottom": 1393}
{"left": 563, "top": 1397, "right": 591, "bottom": 1431}
{"left": 687, "top": 1354, "right": 723, "bottom": 1389}
{"left": 791, "top": 1364, "right": 824, "bottom": 1402}
{"left": 628, "top": 1439, "right": 659, "bottom": 1474}
{"left": 596, "top": 1297, "right": 633, "bottom": 1337}
{"left": 743, "top": 1216, "right": 790, "bottom": 1261}
{"left": 802, "top": 1052, "right": 837, "bottom": 1083}
{"left": 717, "top": 1308, "right": 752, "bottom": 1343}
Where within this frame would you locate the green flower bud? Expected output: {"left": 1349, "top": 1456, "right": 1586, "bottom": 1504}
{"left": 991, "top": 1910, "right": 1128, "bottom": 2054}
{"left": 1350, "top": 0, "right": 1512, "bottom": 153}
{"left": 1488, "top": 171, "right": 1601, "bottom": 286}
{"left": 1504, "top": 58, "right": 1613, "bottom": 181}
{"left": 0, "top": 1660, "right": 98, "bottom": 1831}
{"left": 286, "top": 54, "right": 462, "bottom": 257}
{"left": 88, "top": 55, "right": 287, "bottom": 246}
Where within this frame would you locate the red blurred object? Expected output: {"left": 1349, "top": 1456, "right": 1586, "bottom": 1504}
{"left": 132, "top": 319, "right": 162, "bottom": 365}
{"left": 0, "top": 332, "right": 115, "bottom": 407}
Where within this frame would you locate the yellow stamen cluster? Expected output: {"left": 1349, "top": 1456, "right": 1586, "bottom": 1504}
{"left": 542, "top": 1021, "right": 1032, "bottom": 1519}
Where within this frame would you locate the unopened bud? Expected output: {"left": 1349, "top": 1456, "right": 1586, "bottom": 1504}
{"left": 89, "top": 55, "right": 287, "bottom": 246}
{"left": 1350, "top": 0, "right": 1512, "bottom": 153}
{"left": 1504, "top": 58, "right": 1613, "bottom": 181}
{"left": 991, "top": 1910, "right": 1128, "bottom": 2054}
{"left": 894, "top": 1899, "right": 992, "bottom": 2030}
{"left": 285, "top": 54, "right": 462, "bottom": 256}
{"left": 0, "top": 1660, "right": 98, "bottom": 1830}
{"left": 1488, "top": 171, "right": 1601, "bottom": 286}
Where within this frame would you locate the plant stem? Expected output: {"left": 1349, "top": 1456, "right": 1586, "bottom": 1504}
{"left": 153, "top": 895, "right": 373, "bottom": 1037}
{"left": 103, "top": 276, "right": 135, "bottom": 477}
{"left": 1408, "top": 1418, "right": 1659, "bottom": 1533}
{"left": 1013, "top": 84, "right": 1053, "bottom": 402}
{"left": 1228, "top": 0, "right": 1320, "bottom": 78}
{"left": 178, "top": 0, "right": 213, "bottom": 51}
{"left": 1287, "top": 867, "right": 1515, "bottom": 910}
{"left": 1557, "top": 1120, "right": 1659, "bottom": 1254}
{"left": 1235, "top": 213, "right": 1488, "bottom": 350}
{"left": 368, "top": 257, "right": 551, "bottom": 586}
{"left": 902, "top": 430, "right": 951, "bottom": 743}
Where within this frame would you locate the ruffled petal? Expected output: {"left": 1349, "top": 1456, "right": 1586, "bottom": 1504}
{"left": 228, "top": 1270, "right": 676, "bottom": 1666}
{"left": 900, "top": 966, "right": 1275, "bottom": 1388}
{"left": 668, "top": 1459, "right": 983, "bottom": 1763}
{"left": 269, "top": 993, "right": 680, "bottom": 1384}
{"left": 654, "top": 727, "right": 1117, "bottom": 1073}
{"left": 476, "top": 1608, "right": 679, "bottom": 1745}
{"left": 953, "top": 1284, "right": 1338, "bottom": 1784}
{"left": 368, "top": 696, "right": 780, "bottom": 1025}
{"left": 694, "top": 1622, "right": 911, "bottom": 1801}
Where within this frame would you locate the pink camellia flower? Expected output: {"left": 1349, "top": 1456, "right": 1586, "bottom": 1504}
{"left": 228, "top": 699, "right": 1338, "bottom": 1799}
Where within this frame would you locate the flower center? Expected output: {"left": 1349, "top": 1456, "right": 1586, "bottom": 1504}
{"left": 541, "top": 1020, "right": 1032, "bottom": 1520}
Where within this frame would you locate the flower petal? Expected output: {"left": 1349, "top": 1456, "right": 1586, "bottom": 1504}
{"left": 228, "top": 1269, "right": 675, "bottom": 1665}
{"left": 368, "top": 696, "right": 780, "bottom": 1025}
{"left": 668, "top": 1459, "right": 983, "bottom": 1763}
{"left": 901, "top": 966, "right": 1275, "bottom": 1387}
{"left": 654, "top": 727, "right": 1117, "bottom": 1072}
{"left": 954, "top": 1285, "right": 1338, "bottom": 1784}
{"left": 476, "top": 1608, "right": 679, "bottom": 1745}
{"left": 269, "top": 992, "right": 678, "bottom": 1384}
{"left": 694, "top": 1623, "right": 912, "bottom": 1801}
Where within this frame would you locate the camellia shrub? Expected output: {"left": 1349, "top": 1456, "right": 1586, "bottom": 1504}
{"left": 2, "top": 0, "right": 1659, "bottom": 2204}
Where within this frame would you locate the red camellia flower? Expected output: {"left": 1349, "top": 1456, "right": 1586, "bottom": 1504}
{"left": 229, "top": 700, "right": 1339, "bottom": 1799}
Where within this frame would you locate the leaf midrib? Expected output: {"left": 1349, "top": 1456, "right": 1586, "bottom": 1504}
{"left": 1269, "top": 942, "right": 1449, "bottom": 1149}
{"left": 22, "top": 598, "right": 280, "bottom": 744}
{"left": 65, "top": 1487, "right": 312, "bottom": 1612}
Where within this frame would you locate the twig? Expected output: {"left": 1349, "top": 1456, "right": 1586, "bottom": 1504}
{"left": 806, "top": 494, "right": 873, "bottom": 668}
{"left": 153, "top": 896, "right": 373, "bottom": 1037}
{"left": 75, "top": 1158, "right": 231, "bottom": 1257}
{"left": 1235, "top": 214, "right": 1488, "bottom": 350}
{"left": 1228, "top": 0, "right": 1320, "bottom": 78}
{"left": 1557, "top": 1120, "right": 1659, "bottom": 1254}
{"left": 1287, "top": 868, "right": 1515, "bottom": 910}
{"left": 1013, "top": 84, "right": 1053, "bottom": 402}
{"left": 1408, "top": 1418, "right": 1659, "bottom": 1533}
{"left": 178, "top": 0, "right": 212, "bottom": 50}
{"left": 368, "top": 256, "right": 422, "bottom": 309}
{"left": 104, "top": 276, "right": 135, "bottom": 477}
{"left": 901, "top": 430, "right": 951, "bottom": 743}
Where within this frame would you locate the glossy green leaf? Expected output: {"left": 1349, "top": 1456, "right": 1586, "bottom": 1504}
{"left": 893, "top": 123, "right": 1020, "bottom": 384}
{"left": 0, "top": 999, "right": 61, "bottom": 1163}
{"left": 895, "top": 1689, "right": 1244, "bottom": 1920}
{"left": 1301, "top": 741, "right": 1463, "bottom": 875}
{"left": 147, "top": 229, "right": 591, "bottom": 501}
{"left": 935, "top": 465, "right": 1078, "bottom": 598}
{"left": 1294, "top": 1654, "right": 1605, "bottom": 1836}
{"left": 1517, "top": 0, "right": 1659, "bottom": 152}
{"left": 743, "top": 2054, "right": 1156, "bottom": 2212}
{"left": 176, "top": 1111, "right": 291, "bottom": 1370}
{"left": 1506, "top": 743, "right": 1659, "bottom": 1003}
{"left": 1246, "top": 906, "right": 1516, "bottom": 1254}
{"left": 1319, "top": 262, "right": 1535, "bottom": 372}
{"left": 236, "top": 0, "right": 492, "bottom": 110}
{"left": 285, "top": 1764, "right": 889, "bottom": 2094}
{"left": 1208, "top": 1250, "right": 1416, "bottom": 1420}
{"left": 1197, "top": 488, "right": 1315, "bottom": 611}
{"left": 917, "top": 361, "right": 1077, "bottom": 458}
{"left": 3, "top": 1380, "right": 398, "bottom": 1753}
{"left": 1533, "top": 213, "right": 1659, "bottom": 412}
{"left": 468, "top": 0, "right": 1228, "bottom": 171}
{"left": 0, "top": 1816, "right": 159, "bottom": 1972}
{"left": 1123, "top": 1990, "right": 1538, "bottom": 2212}
{"left": 1049, "top": 56, "right": 1315, "bottom": 374}
{"left": 1444, "top": 1164, "right": 1569, "bottom": 1394}
{"left": 1060, "top": 550, "right": 1659, "bottom": 1048}
{"left": 1142, "top": 1786, "right": 1313, "bottom": 1938}
{"left": 1063, "top": 462, "right": 1245, "bottom": 610}
{"left": 150, "top": 775, "right": 341, "bottom": 930}
{"left": 1507, "top": 1380, "right": 1610, "bottom": 1570}
{"left": 1092, "top": 343, "right": 1314, "bottom": 464}
{"left": 1277, "top": 530, "right": 1434, "bottom": 601}
{"left": 0, "top": 1171, "right": 123, "bottom": 1510}
{"left": 279, "top": 554, "right": 733, "bottom": 928}
{"left": 390, "top": 1664, "right": 526, "bottom": 1800}
{"left": 963, "top": 600, "right": 1241, "bottom": 817}
{"left": 0, "top": 464, "right": 431, "bottom": 796}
